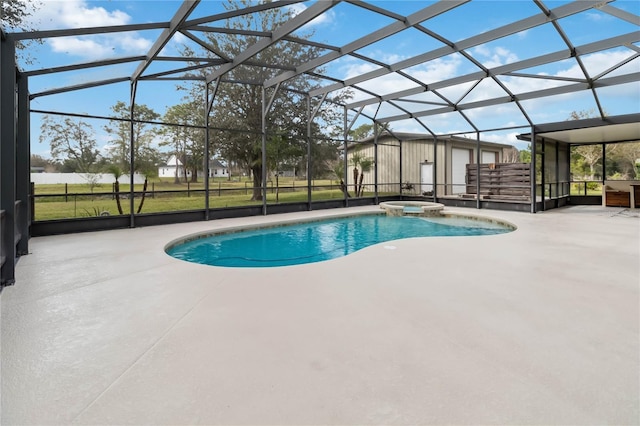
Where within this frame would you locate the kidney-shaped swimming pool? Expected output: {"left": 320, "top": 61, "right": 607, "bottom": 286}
{"left": 165, "top": 213, "right": 515, "bottom": 268}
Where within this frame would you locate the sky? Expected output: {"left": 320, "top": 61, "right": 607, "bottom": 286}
{"left": 9, "top": 0, "right": 640, "bottom": 158}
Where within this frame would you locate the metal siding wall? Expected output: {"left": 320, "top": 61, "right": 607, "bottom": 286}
{"left": 376, "top": 142, "right": 399, "bottom": 193}
{"left": 344, "top": 139, "right": 508, "bottom": 198}
{"left": 401, "top": 140, "right": 433, "bottom": 185}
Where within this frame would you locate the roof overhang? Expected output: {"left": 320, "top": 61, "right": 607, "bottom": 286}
{"left": 518, "top": 113, "right": 640, "bottom": 145}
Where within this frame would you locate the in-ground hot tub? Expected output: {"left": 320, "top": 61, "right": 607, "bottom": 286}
{"left": 379, "top": 200, "right": 445, "bottom": 217}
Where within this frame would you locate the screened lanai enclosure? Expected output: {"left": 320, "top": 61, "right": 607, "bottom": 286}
{"left": 1, "top": 0, "right": 639, "bottom": 286}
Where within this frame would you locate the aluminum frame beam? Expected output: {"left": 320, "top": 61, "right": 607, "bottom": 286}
{"left": 10, "top": 22, "right": 169, "bottom": 41}
{"left": 183, "top": 1, "right": 304, "bottom": 27}
{"left": 132, "top": 0, "right": 201, "bottom": 82}
{"left": 345, "top": 31, "right": 639, "bottom": 110}
{"left": 312, "top": 0, "right": 615, "bottom": 98}
{"left": 264, "top": 0, "right": 468, "bottom": 88}
{"left": 598, "top": 4, "right": 640, "bottom": 25}
{"left": 0, "top": 35, "right": 16, "bottom": 286}
{"left": 205, "top": 0, "right": 341, "bottom": 84}
{"left": 30, "top": 77, "right": 131, "bottom": 100}
{"left": 24, "top": 56, "right": 147, "bottom": 77}
{"left": 16, "top": 74, "right": 30, "bottom": 256}
{"left": 377, "top": 72, "right": 639, "bottom": 123}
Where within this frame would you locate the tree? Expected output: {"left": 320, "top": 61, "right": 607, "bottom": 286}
{"left": 266, "top": 133, "right": 305, "bottom": 202}
{"left": 1, "top": 0, "right": 32, "bottom": 29}
{"left": 330, "top": 159, "right": 350, "bottom": 198}
{"left": 502, "top": 146, "right": 519, "bottom": 163}
{"left": 106, "top": 165, "right": 124, "bottom": 215}
{"left": 519, "top": 144, "right": 531, "bottom": 163}
{"left": 160, "top": 100, "right": 205, "bottom": 183}
{"left": 39, "top": 115, "right": 100, "bottom": 173}
{"left": 349, "top": 148, "right": 373, "bottom": 197}
{"left": 184, "top": 0, "right": 350, "bottom": 200}
{"left": 349, "top": 123, "right": 374, "bottom": 141}
{"left": 1, "top": 0, "right": 43, "bottom": 62}
{"left": 30, "top": 154, "right": 59, "bottom": 172}
{"left": 574, "top": 145, "right": 602, "bottom": 180}
{"left": 307, "top": 137, "right": 340, "bottom": 179}
{"left": 611, "top": 142, "right": 640, "bottom": 179}
{"left": 104, "top": 101, "right": 161, "bottom": 175}
{"left": 568, "top": 109, "right": 605, "bottom": 180}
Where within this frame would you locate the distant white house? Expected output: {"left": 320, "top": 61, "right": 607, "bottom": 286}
{"left": 158, "top": 155, "right": 229, "bottom": 179}
{"left": 208, "top": 159, "right": 229, "bottom": 178}
{"left": 158, "top": 155, "right": 188, "bottom": 179}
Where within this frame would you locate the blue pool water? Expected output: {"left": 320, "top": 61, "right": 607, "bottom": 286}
{"left": 166, "top": 214, "right": 512, "bottom": 268}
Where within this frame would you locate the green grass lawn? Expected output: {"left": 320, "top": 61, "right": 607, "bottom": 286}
{"left": 33, "top": 185, "right": 365, "bottom": 221}
{"left": 33, "top": 177, "right": 335, "bottom": 194}
{"left": 569, "top": 182, "right": 603, "bottom": 196}
{"left": 31, "top": 178, "right": 606, "bottom": 220}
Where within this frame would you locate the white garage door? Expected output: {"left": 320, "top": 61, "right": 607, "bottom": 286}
{"left": 420, "top": 163, "right": 433, "bottom": 194}
{"left": 482, "top": 151, "right": 497, "bottom": 163}
{"left": 451, "top": 148, "right": 470, "bottom": 194}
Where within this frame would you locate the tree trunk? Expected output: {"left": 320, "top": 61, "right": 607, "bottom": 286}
{"left": 340, "top": 179, "right": 350, "bottom": 198}
{"left": 114, "top": 181, "right": 123, "bottom": 215}
{"left": 191, "top": 168, "right": 198, "bottom": 183}
{"left": 357, "top": 172, "right": 365, "bottom": 197}
{"left": 352, "top": 167, "right": 359, "bottom": 197}
{"left": 251, "top": 165, "right": 263, "bottom": 201}
{"left": 136, "top": 178, "right": 148, "bottom": 214}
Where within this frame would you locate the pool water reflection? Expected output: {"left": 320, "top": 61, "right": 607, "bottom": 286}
{"left": 166, "top": 214, "right": 513, "bottom": 268}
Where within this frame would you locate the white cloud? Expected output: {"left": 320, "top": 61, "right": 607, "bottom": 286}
{"left": 341, "top": 59, "right": 381, "bottom": 80}
{"left": 286, "top": 4, "right": 336, "bottom": 27}
{"left": 473, "top": 45, "right": 491, "bottom": 57}
{"left": 480, "top": 131, "right": 521, "bottom": 146}
{"left": 48, "top": 33, "right": 152, "bottom": 59}
{"left": 585, "top": 12, "right": 602, "bottom": 22}
{"left": 338, "top": 54, "right": 464, "bottom": 103}
{"left": 28, "top": 0, "right": 152, "bottom": 60}
{"left": 50, "top": 36, "right": 113, "bottom": 59}
{"left": 29, "top": 0, "right": 131, "bottom": 29}
{"left": 472, "top": 45, "right": 519, "bottom": 69}
{"left": 62, "top": 4, "right": 130, "bottom": 28}
{"left": 584, "top": 12, "right": 613, "bottom": 22}
{"left": 159, "top": 32, "right": 190, "bottom": 56}
{"left": 557, "top": 50, "right": 636, "bottom": 79}
{"left": 118, "top": 34, "right": 153, "bottom": 53}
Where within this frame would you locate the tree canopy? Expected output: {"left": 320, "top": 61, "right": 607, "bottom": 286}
{"left": 39, "top": 115, "right": 101, "bottom": 173}
{"left": 104, "top": 101, "right": 161, "bottom": 176}
{"left": 160, "top": 99, "right": 205, "bottom": 183}
{"left": 568, "top": 110, "right": 640, "bottom": 180}
{"left": 182, "top": 0, "right": 350, "bottom": 200}
{"left": 1, "top": 0, "right": 42, "bottom": 62}
{"left": 0, "top": 0, "right": 38, "bottom": 30}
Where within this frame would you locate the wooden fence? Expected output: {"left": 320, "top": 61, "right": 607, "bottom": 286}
{"left": 466, "top": 163, "right": 531, "bottom": 199}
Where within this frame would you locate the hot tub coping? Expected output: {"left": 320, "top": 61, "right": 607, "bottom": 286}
{"left": 379, "top": 200, "right": 445, "bottom": 217}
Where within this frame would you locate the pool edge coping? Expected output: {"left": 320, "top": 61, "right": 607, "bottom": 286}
{"left": 164, "top": 208, "right": 517, "bottom": 254}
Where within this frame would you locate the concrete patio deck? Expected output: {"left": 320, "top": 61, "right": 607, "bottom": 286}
{"left": 1, "top": 205, "right": 638, "bottom": 425}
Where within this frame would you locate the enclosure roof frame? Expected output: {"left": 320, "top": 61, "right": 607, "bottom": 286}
{"left": 2, "top": 0, "right": 638, "bottom": 138}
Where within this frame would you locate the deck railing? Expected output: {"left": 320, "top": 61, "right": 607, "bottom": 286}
{"left": 569, "top": 181, "right": 603, "bottom": 196}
